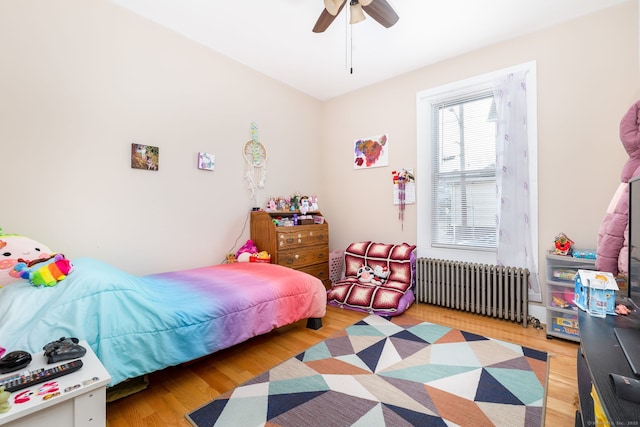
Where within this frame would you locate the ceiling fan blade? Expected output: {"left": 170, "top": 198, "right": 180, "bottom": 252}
{"left": 361, "top": 0, "right": 399, "bottom": 28}
{"left": 313, "top": 0, "right": 346, "bottom": 33}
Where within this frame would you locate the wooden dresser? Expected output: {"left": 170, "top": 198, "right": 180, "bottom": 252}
{"left": 250, "top": 210, "right": 330, "bottom": 288}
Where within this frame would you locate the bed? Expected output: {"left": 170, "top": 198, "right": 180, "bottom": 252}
{"left": 0, "top": 257, "right": 327, "bottom": 387}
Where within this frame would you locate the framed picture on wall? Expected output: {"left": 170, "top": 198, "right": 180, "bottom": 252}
{"left": 354, "top": 134, "right": 389, "bottom": 169}
{"left": 131, "top": 143, "right": 159, "bottom": 171}
{"left": 198, "top": 152, "right": 215, "bottom": 171}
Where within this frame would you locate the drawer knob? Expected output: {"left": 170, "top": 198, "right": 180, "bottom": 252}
{"left": 317, "top": 253, "right": 325, "bottom": 259}
{"left": 286, "top": 238, "right": 294, "bottom": 243}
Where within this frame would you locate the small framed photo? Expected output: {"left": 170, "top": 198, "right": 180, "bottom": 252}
{"left": 198, "top": 152, "right": 215, "bottom": 171}
{"left": 131, "top": 144, "right": 159, "bottom": 171}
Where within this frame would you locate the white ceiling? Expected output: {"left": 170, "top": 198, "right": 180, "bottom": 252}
{"left": 110, "top": 0, "right": 628, "bottom": 100}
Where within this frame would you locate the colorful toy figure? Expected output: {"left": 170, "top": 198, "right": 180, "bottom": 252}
{"left": 310, "top": 195, "right": 319, "bottom": 211}
{"left": 14, "top": 253, "right": 73, "bottom": 287}
{"left": 236, "top": 239, "right": 258, "bottom": 262}
{"left": 249, "top": 251, "right": 271, "bottom": 263}
{"left": 554, "top": 232, "right": 574, "bottom": 256}
{"left": 0, "top": 230, "right": 54, "bottom": 287}
{"left": 299, "top": 196, "right": 310, "bottom": 215}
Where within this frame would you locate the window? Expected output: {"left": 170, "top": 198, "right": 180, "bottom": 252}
{"left": 431, "top": 93, "right": 497, "bottom": 250}
{"left": 416, "top": 62, "right": 538, "bottom": 266}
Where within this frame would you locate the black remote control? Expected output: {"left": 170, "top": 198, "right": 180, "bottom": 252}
{"left": 0, "top": 359, "right": 83, "bottom": 393}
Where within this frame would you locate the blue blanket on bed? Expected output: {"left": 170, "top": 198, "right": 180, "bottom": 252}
{"left": 0, "top": 258, "right": 326, "bottom": 386}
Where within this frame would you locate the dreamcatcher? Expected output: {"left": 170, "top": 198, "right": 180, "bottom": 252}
{"left": 244, "top": 122, "right": 268, "bottom": 205}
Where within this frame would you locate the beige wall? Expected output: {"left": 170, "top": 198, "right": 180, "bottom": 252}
{"left": 0, "top": 0, "right": 322, "bottom": 274}
{"left": 319, "top": 2, "right": 639, "bottom": 294}
{"left": 1, "top": 0, "right": 638, "bottom": 295}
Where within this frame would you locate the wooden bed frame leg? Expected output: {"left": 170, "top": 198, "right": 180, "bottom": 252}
{"left": 306, "top": 318, "right": 322, "bottom": 330}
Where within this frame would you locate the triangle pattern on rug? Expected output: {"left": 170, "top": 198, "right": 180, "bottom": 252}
{"left": 474, "top": 368, "right": 523, "bottom": 405}
{"left": 186, "top": 314, "right": 548, "bottom": 427}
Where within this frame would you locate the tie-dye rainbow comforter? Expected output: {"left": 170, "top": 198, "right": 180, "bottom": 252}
{"left": 0, "top": 258, "right": 326, "bottom": 386}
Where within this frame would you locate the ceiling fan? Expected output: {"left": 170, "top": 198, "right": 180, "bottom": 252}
{"left": 312, "top": 0, "right": 399, "bottom": 33}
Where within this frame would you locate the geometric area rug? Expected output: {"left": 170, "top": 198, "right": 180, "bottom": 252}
{"left": 186, "top": 314, "right": 549, "bottom": 427}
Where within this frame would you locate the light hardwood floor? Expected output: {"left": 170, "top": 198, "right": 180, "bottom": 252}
{"left": 106, "top": 304, "right": 579, "bottom": 426}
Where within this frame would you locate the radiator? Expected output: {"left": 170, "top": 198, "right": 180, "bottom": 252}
{"left": 416, "top": 258, "right": 529, "bottom": 327}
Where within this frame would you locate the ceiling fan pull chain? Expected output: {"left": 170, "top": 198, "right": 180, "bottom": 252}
{"left": 348, "top": 7, "right": 353, "bottom": 74}
{"left": 350, "top": 26, "right": 353, "bottom": 74}
{"left": 344, "top": 4, "right": 349, "bottom": 72}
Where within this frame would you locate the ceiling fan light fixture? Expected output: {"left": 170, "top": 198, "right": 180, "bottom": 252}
{"left": 323, "top": 0, "right": 343, "bottom": 16}
{"left": 313, "top": 0, "right": 397, "bottom": 33}
{"left": 349, "top": 3, "right": 366, "bottom": 24}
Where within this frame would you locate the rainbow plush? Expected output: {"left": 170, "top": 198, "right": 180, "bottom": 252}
{"left": 14, "top": 254, "right": 73, "bottom": 287}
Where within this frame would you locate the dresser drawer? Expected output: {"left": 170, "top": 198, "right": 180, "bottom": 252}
{"left": 297, "top": 262, "right": 330, "bottom": 284}
{"left": 277, "top": 225, "right": 328, "bottom": 250}
{"left": 277, "top": 246, "right": 328, "bottom": 269}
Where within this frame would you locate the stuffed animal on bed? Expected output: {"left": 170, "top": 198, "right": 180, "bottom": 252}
{"left": 236, "top": 239, "right": 258, "bottom": 262}
{"left": 0, "top": 229, "right": 54, "bottom": 287}
{"left": 14, "top": 253, "right": 73, "bottom": 287}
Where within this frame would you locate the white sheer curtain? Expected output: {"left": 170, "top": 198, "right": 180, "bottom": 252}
{"left": 493, "top": 71, "right": 541, "bottom": 302}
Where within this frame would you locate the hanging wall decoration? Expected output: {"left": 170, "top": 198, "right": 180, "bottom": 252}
{"left": 354, "top": 134, "right": 389, "bottom": 169}
{"left": 131, "top": 143, "right": 159, "bottom": 171}
{"left": 198, "top": 152, "right": 215, "bottom": 171}
{"left": 243, "top": 122, "right": 268, "bottom": 205}
{"left": 392, "top": 168, "right": 415, "bottom": 230}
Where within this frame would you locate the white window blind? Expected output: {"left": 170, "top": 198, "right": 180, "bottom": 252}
{"left": 431, "top": 92, "right": 497, "bottom": 250}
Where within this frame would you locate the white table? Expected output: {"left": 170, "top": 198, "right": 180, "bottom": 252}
{"left": 0, "top": 340, "right": 111, "bottom": 426}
